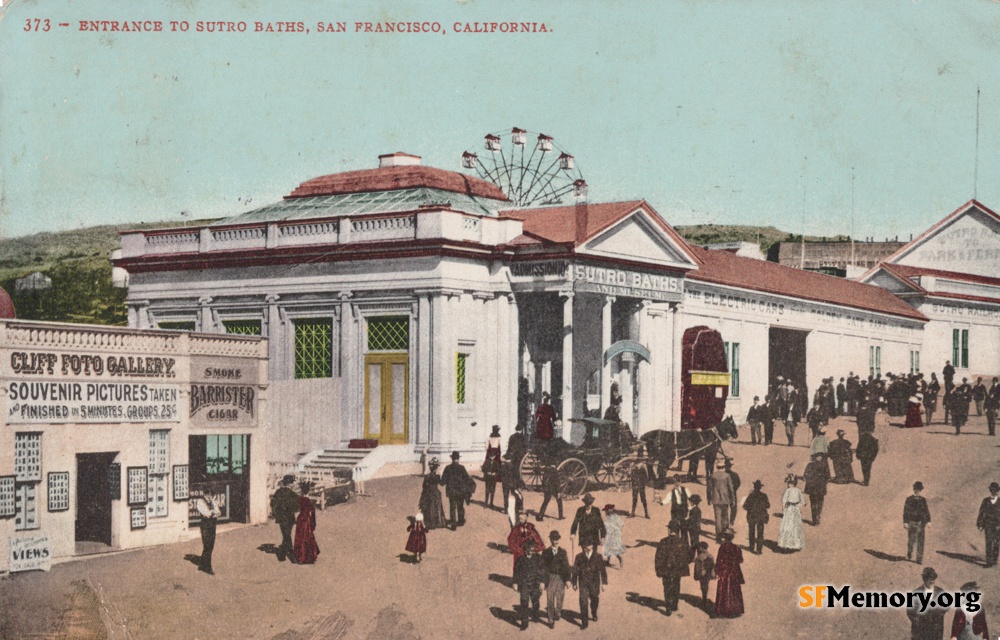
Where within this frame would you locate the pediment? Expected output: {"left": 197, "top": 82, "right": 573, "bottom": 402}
{"left": 578, "top": 210, "right": 697, "bottom": 269}
{"left": 863, "top": 268, "right": 921, "bottom": 294}
{"left": 892, "top": 204, "right": 1000, "bottom": 278}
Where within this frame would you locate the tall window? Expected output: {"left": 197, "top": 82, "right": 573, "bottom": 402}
{"left": 953, "top": 328, "right": 969, "bottom": 369}
{"left": 14, "top": 433, "right": 41, "bottom": 531}
{"left": 367, "top": 316, "right": 409, "bottom": 351}
{"left": 910, "top": 350, "right": 920, "bottom": 375}
{"left": 294, "top": 318, "right": 333, "bottom": 379}
{"left": 869, "top": 345, "right": 881, "bottom": 378}
{"left": 724, "top": 342, "right": 740, "bottom": 397}
{"left": 456, "top": 352, "right": 469, "bottom": 404}
{"left": 223, "top": 319, "right": 262, "bottom": 336}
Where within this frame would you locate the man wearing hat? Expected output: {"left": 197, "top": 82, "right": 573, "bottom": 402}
{"left": 827, "top": 429, "right": 854, "bottom": 484}
{"left": 535, "top": 392, "right": 557, "bottom": 441}
{"left": 654, "top": 520, "right": 691, "bottom": 616}
{"left": 537, "top": 463, "right": 563, "bottom": 522}
{"left": 507, "top": 424, "right": 528, "bottom": 469}
{"left": 270, "top": 474, "right": 300, "bottom": 562}
{"left": 986, "top": 377, "right": 1000, "bottom": 437}
{"left": 440, "top": 451, "right": 472, "bottom": 530}
{"left": 630, "top": 447, "right": 650, "bottom": 519}
{"left": 541, "top": 530, "right": 571, "bottom": 628}
{"left": 512, "top": 538, "right": 546, "bottom": 631}
{"left": 746, "top": 396, "right": 764, "bottom": 445}
{"left": 685, "top": 494, "right": 703, "bottom": 552}
{"left": 855, "top": 428, "right": 879, "bottom": 486}
{"left": 803, "top": 454, "right": 829, "bottom": 526}
{"left": 571, "top": 541, "right": 607, "bottom": 629}
{"left": 950, "top": 581, "right": 989, "bottom": 640}
{"left": 570, "top": 493, "right": 606, "bottom": 549}
{"left": 707, "top": 461, "right": 736, "bottom": 537}
{"left": 906, "top": 567, "right": 945, "bottom": 640}
{"left": 976, "top": 482, "right": 1000, "bottom": 567}
{"left": 743, "top": 480, "right": 770, "bottom": 554}
{"left": 903, "top": 481, "right": 931, "bottom": 564}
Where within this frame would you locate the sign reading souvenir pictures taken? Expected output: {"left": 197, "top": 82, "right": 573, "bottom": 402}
{"left": 127, "top": 467, "right": 148, "bottom": 506}
{"left": 3, "top": 349, "right": 181, "bottom": 425}
{"left": 172, "top": 465, "right": 189, "bottom": 501}
{"left": 0, "top": 476, "right": 15, "bottom": 518}
{"left": 47, "top": 472, "right": 69, "bottom": 512}
{"left": 130, "top": 507, "right": 146, "bottom": 530}
{"left": 9, "top": 535, "right": 51, "bottom": 573}
{"left": 189, "top": 356, "right": 259, "bottom": 428}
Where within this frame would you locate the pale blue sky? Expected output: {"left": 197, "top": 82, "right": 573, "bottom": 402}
{"left": 3, "top": 0, "right": 1000, "bottom": 240}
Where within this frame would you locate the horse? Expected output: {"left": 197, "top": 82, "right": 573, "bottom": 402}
{"left": 639, "top": 416, "right": 739, "bottom": 486}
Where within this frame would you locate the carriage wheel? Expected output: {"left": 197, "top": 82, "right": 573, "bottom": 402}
{"left": 519, "top": 451, "right": 544, "bottom": 490}
{"left": 612, "top": 457, "right": 637, "bottom": 491}
{"left": 594, "top": 459, "right": 618, "bottom": 488}
{"left": 557, "top": 458, "right": 588, "bottom": 500}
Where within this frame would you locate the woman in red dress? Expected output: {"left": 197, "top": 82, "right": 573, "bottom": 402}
{"left": 405, "top": 513, "right": 427, "bottom": 563}
{"left": 904, "top": 394, "right": 924, "bottom": 428}
{"left": 293, "top": 483, "right": 320, "bottom": 564}
{"left": 714, "top": 528, "right": 745, "bottom": 617}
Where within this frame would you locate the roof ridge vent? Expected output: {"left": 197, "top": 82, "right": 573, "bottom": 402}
{"left": 378, "top": 152, "right": 422, "bottom": 168}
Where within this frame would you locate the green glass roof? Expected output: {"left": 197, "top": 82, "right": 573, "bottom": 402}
{"left": 211, "top": 188, "right": 505, "bottom": 226}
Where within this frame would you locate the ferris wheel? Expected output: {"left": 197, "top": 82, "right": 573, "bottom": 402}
{"left": 461, "top": 128, "right": 587, "bottom": 207}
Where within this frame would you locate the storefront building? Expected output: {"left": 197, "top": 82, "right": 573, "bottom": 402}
{"left": 0, "top": 319, "right": 268, "bottom": 573}
{"left": 862, "top": 199, "right": 1000, "bottom": 380}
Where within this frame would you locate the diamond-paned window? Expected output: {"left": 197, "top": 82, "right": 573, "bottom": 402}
{"left": 367, "top": 317, "right": 409, "bottom": 352}
{"left": 223, "top": 319, "right": 262, "bottom": 336}
{"left": 294, "top": 318, "right": 333, "bottom": 379}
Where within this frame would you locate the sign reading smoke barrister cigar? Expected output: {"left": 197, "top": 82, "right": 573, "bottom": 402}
{"left": 189, "top": 356, "right": 258, "bottom": 428}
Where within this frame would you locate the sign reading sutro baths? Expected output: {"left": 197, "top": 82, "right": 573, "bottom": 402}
{"left": 572, "top": 265, "right": 682, "bottom": 301}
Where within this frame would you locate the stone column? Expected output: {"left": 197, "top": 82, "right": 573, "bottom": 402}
{"left": 669, "top": 304, "right": 682, "bottom": 432}
{"left": 265, "top": 294, "right": 281, "bottom": 379}
{"left": 635, "top": 299, "right": 652, "bottom": 435}
{"left": 601, "top": 296, "right": 615, "bottom": 412}
{"left": 560, "top": 291, "right": 575, "bottom": 424}
{"left": 198, "top": 296, "right": 214, "bottom": 332}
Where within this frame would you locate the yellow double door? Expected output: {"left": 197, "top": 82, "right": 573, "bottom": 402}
{"left": 364, "top": 354, "right": 409, "bottom": 445}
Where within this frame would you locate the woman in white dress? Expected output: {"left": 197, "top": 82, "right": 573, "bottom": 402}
{"left": 602, "top": 504, "right": 626, "bottom": 567}
{"left": 778, "top": 474, "right": 804, "bottom": 552}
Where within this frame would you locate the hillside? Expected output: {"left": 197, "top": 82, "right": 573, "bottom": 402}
{"left": 1, "top": 219, "right": 838, "bottom": 325}
{"left": 0, "top": 220, "right": 217, "bottom": 325}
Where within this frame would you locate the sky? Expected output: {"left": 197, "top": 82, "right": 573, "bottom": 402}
{"left": 3, "top": 0, "right": 1000, "bottom": 241}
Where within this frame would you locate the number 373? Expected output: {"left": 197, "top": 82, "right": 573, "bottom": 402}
{"left": 24, "top": 19, "right": 51, "bottom": 32}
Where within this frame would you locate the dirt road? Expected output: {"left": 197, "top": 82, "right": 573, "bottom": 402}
{"left": 2, "top": 412, "right": 999, "bottom": 639}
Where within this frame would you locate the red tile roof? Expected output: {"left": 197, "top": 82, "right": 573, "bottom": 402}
{"left": 500, "top": 200, "right": 701, "bottom": 265}
{"left": 687, "top": 246, "right": 927, "bottom": 321}
{"left": 287, "top": 165, "right": 509, "bottom": 200}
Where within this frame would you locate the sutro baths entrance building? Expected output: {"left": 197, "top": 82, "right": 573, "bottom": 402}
{"left": 114, "top": 153, "right": 927, "bottom": 471}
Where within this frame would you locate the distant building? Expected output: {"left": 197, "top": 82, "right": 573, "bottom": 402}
{"left": 767, "top": 240, "right": 905, "bottom": 275}
{"left": 862, "top": 199, "right": 1000, "bottom": 380}
{"left": 14, "top": 272, "right": 52, "bottom": 292}
{"left": 701, "top": 241, "right": 765, "bottom": 261}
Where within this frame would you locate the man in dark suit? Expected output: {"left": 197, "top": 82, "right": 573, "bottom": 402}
{"left": 572, "top": 543, "right": 607, "bottom": 629}
{"left": 903, "top": 481, "right": 931, "bottom": 564}
{"left": 513, "top": 539, "right": 546, "bottom": 630}
{"left": 654, "top": 520, "right": 691, "bottom": 616}
{"left": 570, "top": 493, "right": 606, "bottom": 549}
{"left": 541, "top": 530, "right": 571, "bottom": 628}
{"left": 952, "top": 378, "right": 973, "bottom": 434}
{"left": 743, "top": 479, "right": 770, "bottom": 554}
{"left": 630, "top": 447, "right": 650, "bottom": 519}
{"left": 906, "top": 567, "right": 945, "bottom": 640}
{"left": 507, "top": 425, "right": 528, "bottom": 469}
{"left": 976, "top": 482, "right": 1000, "bottom": 567}
{"left": 855, "top": 430, "right": 879, "bottom": 486}
{"left": 836, "top": 378, "right": 847, "bottom": 416}
{"left": 986, "top": 377, "right": 1000, "bottom": 437}
{"left": 537, "top": 464, "right": 563, "bottom": 521}
{"left": 803, "top": 454, "right": 829, "bottom": 526}
{"left": 270, "top": 474, "right": 300, "bottom": 562}
{"left": 440, "top": 451, "right": 471, "bottom": 530}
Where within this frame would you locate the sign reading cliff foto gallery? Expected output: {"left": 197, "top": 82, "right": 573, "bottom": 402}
{"left": 189, "top": 356, "right": 258, "bottom": 428}
{"left": 4, "top": 350, "right": 181, "bottom": 424}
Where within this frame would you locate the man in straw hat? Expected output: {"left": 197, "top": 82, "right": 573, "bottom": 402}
{"left": 270, "top": 474, "right": 300, "bottom": 562}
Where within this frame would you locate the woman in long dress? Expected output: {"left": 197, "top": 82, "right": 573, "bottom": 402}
{"left": 602, "top": 505, "right": 626, "bottom": 568}
{"left": 293, "top": 482, "right": 320, "bottom": 564}
{"left": 777, "top": 475, "right": 804, "bottom": 552}
{"left": 904, "top": 395, "right": 924, "bottom": 428}
{"left": 714, "top": 529, "right": 745, "bottom": 618}
{"left": 419, "top": 458, "right": 448, "bottom": 530}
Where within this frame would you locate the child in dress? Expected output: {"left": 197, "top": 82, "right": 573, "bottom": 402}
{"left": 405, "top": 513, "right": 427, "bottom": 563}
{"left": 693, "top": 541, "right": 716, "bottom": 608}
